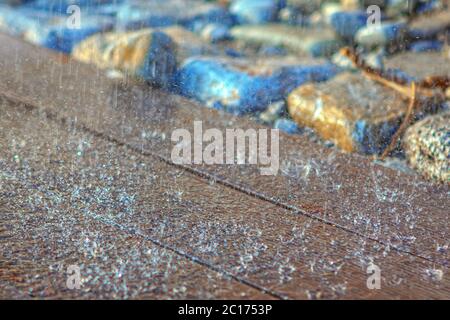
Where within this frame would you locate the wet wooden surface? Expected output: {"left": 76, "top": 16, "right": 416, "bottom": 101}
{"left": 0, "top": 34, "right": 449, "bottom": 299}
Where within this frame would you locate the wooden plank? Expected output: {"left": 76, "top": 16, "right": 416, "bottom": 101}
{"left": 0, "top": 209, "right": 272, "bottom": 300}
{"left": 1, "top": 100, "right": 448, "bottom": 299}
{"left": 0, "top": 33, "right": 447, "bottom": 267}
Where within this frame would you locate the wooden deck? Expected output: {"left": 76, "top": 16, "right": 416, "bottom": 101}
{"left": 0, "top": 34, "right": 448, "bottom": 299}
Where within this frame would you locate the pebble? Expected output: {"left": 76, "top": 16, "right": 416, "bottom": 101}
{"left": 274, "top": 118, "right": 301, "bottom": 134}
{"left": 199, "top": 23, "right": 231, "bottom": 43}
{"left": 355, "top": 21, "right": 407, "bottom": 48}
{"left": 4, "top": 0, "right": 27, "bottom": 5}
{"left": 330, "top": 10, "right": 368, "bottom": 40}
{"left": 0, "top": 5, "right": 113, "bottom": 53}
{"left": 230, "top": 0, "right": 280, "bottom": 25}
{"left": 408, "top": 8, "right": 450, "bottom": 40}
{"left": 230, "top": 24, "right": 342, "bottom": 57}
{"left": 383, "top": 51, "right": 450, "bottom": 81}
{"left": 404, "top": 112, "right": 449, "bottom": 184}
{"left": 161, "top": 26, "right": 220, "bottom": 64}
{"left": 278, "top": 6, "right": 308, "bottom": 26}
{"left": 284, "top": 0, "right": 323, "bottom": 15}
{"left": 72, "top": 28, "right": 177, "bottom": 88}
{"left": 115, "top": 0, "right": 233, "bottom": 31}
{"left": 320, "top": 2, "right": 343, "bottom": 24}
{"left": 176, "top": 55, "right": 339, "bottom": 115}
{"left": 287, "top": 72, "right": 442, "bottom": 154}
{"left": 332, "top": 49, "right": 385, "bottom": 70}
{"left": 258, "top": 45, "right": 288, "bottom": 56}
{"left": 21, "top": 0, "right": 116, "bottom": 14}
{"left": 385, "top": 0, "right": 417, "bottom": 16}
{"left": 408, "top": 40, "right": 443, "bottom": 53}
{"left": 259, "top": 100, "right": 288, "bottom": 123}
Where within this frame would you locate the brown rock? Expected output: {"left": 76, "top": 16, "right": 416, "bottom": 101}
{"left": 287, "top": 72, "right": 441, "bottom": 154}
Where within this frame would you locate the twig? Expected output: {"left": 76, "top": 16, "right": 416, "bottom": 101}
{"left": 340, "top": 47, "right": 448, "bottom": 159}
{"left": 340, "top": 47, "right": 439, "bottom": 98}
{"left": 380, "top": 82, "right": 417, "bottom": 160}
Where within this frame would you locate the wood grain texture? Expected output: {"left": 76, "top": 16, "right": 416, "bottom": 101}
{"left": 0, "top": 99, "right": 448, "bottom": 300}
{"left": 0, "top": 34, "right": 448, "bottom": 299}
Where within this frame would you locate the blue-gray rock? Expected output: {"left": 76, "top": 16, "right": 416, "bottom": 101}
{"left": 0, "top": 5, "right": 113, "bottom": 53}
{"left": 274, "top": 118, "right": 301, "bottom": 134}
{"left": 332, "top": 49, "right": 385, "bottom": 71}
{"left": 330, "top": 10, "right": 368, "bottom": 40}
{"left": 408, "top": 9, "right": 450, "bottom": 40}
{"left": 21, "top": 0, "right": 117, "bottom": 14}
{"left": 259, "top": 45, "right": 288, "bottom": 56}
{"left": 355, "top": 21, "right": 407, "bottom": 48}
{"left": 230, "top": 24, "right": 342, "bottom": 57}
{"left": 230, "top": 0, "right": 281, "bottom": 25}
{"left": 176, "top": 56, "right": 339, "bottom": 115}
{"left": 198, "top": 23, "right": 231, "bottom": 43}
{"left": 259, "top": 100, "right": 287, "bottom": 123}
{"left": 409, "top": 40, "right": 443, "bottom": 53}
{"left": 115, "top": 0, "right": 234, "bottom": 31}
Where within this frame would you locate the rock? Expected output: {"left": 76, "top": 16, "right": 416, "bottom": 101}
{"left": 198, "top": 23, "right": 231, "bottom": 43}
{"left": 176, "top": 55, "right": 339, "bottom": 115}
{"left": 285, "top": 0, "right": 323, "bottom": 15}
{"left": 20, "top": 0, "right": 116, "bottom": 14}
{"left": 415, "top": 0, "right": 443, "bottom": 14}
{"left": 408, "top": 40, "right": 443, "bottom": 52}
{"left": 258, "top": 45, "right": 288, "bottom": 56}
{"left": 332, "top": 50, "right": 360, "bottom": 70}
{"left": 332, "top": 49, "right": 385, "bottom": 70}
{"left": 230, "top": 24, "right": 342, "bottom": 57}
{"left": 385, "top": 0, "right": 438, "bottom": 17}
{"left": 278, "top": 0, "right": 323, "bottom": 24}
{"left": 274, "top": 118, "right": 301, "bottom": 134}
{"left": 404, "top": 112, "right": 449, "bottom": 184}
{"left": 72, "top": 29, "right": 177, "bottom": 88}
{"left": 383, "top": 51, "right": 450, "bottom": 81}
{"left": 364, "top": 51, "right": 386, "bottom": 69}
{"left": 0, "top": 5, "right": 113, "bottom": 53}
{"left": 223, "top": 47, "right": 246, "bottom": 58}
{"left": 259, "top": 100, "right": 287, "bottom": 123}
{"left": 287, "top": 72, "right": 443, "bottom": 154}
{"left": 357, "top": 1, "right": 388, "bottom": 10}
{"left": 340, "top": 0, "right": 360, "bottom": 11}
{"left": 230, "top": 0, "right": 280, "bottom": 25}
{"left": 355, "top": 21, "right": 407, "bottom": 48}
{"left": 161, "top": 26, "right": 219, "bottom": 64}
{"left": 385, "top": 0, "right": 415, "bottom": 15}
{"left": 115, "top": 0, "right": 233, "bottom": 31}
{"left": 408, "top": 7, "right": 450, "bottom": 40}
{"left": 4, "top": 0, "right": 34, "bottom": 6}
{"left": 214, "top": 37, "right": 262, "bottom": 57}
{"left": 321, "top": 2, "right": 343, "bottom": 24}
{"left": 330, "top": 10, "right": 368, "bottom": 40}
{"left": 278, "top": 6, "right": 308, "bottom": 26}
